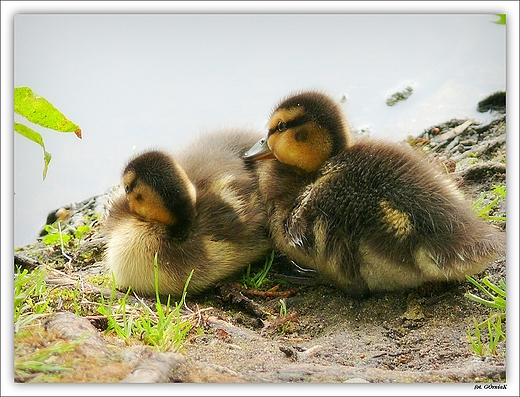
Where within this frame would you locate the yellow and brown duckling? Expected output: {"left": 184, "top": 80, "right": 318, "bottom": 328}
{"left": 244, "top": 91, "right": 505, "bottom": 297}
{"left": 104, "top": 129, "right": 270, "bottom": 296}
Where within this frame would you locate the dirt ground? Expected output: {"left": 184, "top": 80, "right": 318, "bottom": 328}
{"left": 12, "top": 103, "right": 508, "bottom": 387}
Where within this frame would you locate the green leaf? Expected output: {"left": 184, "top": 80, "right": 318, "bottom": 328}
{"left": 14, "top": 87, "right": 82, "bottom": 138}
{"left": 42, "top": 232, "right": 70, "bottom": 245}
{"left": 14, "top": 121, "right": 52, "bottom": 179}
{"left": 44, "top": 224, "right": 58, "bottom": 234}
{"left": 74, "top": 225, "right": 91, "bottom": 240}
{"left": 494, "top": 14, "right": 506, "bottom": 25}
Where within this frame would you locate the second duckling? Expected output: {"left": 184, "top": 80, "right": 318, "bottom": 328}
{"left": 244, "top": 91, "right": 505, "bottom": 297}
{"left": 104, "top": 129, "right": 270, "bottom": 296}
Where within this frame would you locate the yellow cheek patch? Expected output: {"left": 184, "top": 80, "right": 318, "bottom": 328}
{"left": 127, "top": 183, "right": 176, "bottom": 226}
{"left": 380, "top": 200, "right": 412, "bottom": 239}
{"left": 268, "top": 122, "right": 332, "bottom": 172}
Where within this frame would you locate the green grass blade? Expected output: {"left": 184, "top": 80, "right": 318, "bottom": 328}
{"left": 465, "top": 275, "right": 496, "bottom": 300}
{"left": 499, "top": 279, "right": 506, "bottom": 292}
{"left": 492, "top": 185, "right": 506, "bottom": 197}
{"left": 467, "top": 318, "right": 483, "bottom": 356}
{"left": 153, "top": 253, "right": 165, "bottom": 318}
{"left": 252, "top": 251, "right": 274, "bottom": 288}
{"left": 482, "top": 277, "right": 506, "bottom": 299}
{"left": 464, "top": 293, "right": 505, "bottom": 310}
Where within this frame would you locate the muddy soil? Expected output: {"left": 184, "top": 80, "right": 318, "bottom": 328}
{"left": 12, "top": 105, "right": 507, "bottom": 386}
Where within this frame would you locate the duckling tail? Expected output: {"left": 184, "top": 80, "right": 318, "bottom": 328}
{"left": 422, "top": 225, "right": 506, "bottom": 280}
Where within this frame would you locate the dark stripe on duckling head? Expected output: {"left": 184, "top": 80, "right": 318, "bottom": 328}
{"left": 122, "top": 151, "right": 196, "bottom": 238}
{"left": 268, "top": 114, "right": 311, "bottom": 135}
{"left": 268, "top": 106, "right": 307, "bottom": 135}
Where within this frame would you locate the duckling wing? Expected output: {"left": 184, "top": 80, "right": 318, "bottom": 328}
{"left": 284, "top": 154, "right": 369, "bottom": 245}
{"left": 292, "top": 150, "right": 429, "bottom": 247}
{"left": 285, "top": 183, "right": 316, "bottom": 247}
{"left": 284, "top": 141, "right": 504, "bottom": 282}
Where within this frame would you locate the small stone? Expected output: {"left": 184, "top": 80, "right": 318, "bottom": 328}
{"left": 344, "top": 377, "right": 370, "bottom": 383}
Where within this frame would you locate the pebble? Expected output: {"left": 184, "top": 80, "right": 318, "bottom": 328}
{"left": 344, "top": 377, "right": 370, "bottom": 383}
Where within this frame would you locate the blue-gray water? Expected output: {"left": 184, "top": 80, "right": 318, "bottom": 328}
{"left": 13, "top": 14, "right": 506, "bottom": 247}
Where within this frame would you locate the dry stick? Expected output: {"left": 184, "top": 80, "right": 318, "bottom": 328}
{"left": 430, "top": 119, "right": 476, "bottom": 145}
{"left": 450, "top": 134, "right": 506, "bottom": 162}
{"left": 58, "top": 221, "right": 73, "bottom": 270}
{"left": 219, "top": 283, "right": 274, "bottom": 318}
{"left": 455, "top": 161, "right": 507, "bottom": 181}
{"left": 241, "top": 288, "right": 299, "bottom": 298}
{"left": 14, "top": 252, "right": 40, "bottom": 271}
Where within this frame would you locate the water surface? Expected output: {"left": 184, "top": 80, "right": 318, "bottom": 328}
{"left": 13, "top": 14, "right": 506, "bottom": 247}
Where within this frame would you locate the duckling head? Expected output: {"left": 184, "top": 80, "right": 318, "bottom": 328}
{"left": 244, "top": 91, "right": 350, "bottom": 172}
{"left": 122, "top": 150, "right": 197, "bottom": 235}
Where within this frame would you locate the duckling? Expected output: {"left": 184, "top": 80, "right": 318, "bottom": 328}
{"left": 243, "top": 91, "right": 505, "bottom": 297}
{"left": 104, "top": 129, "right": 270, "bottom": 296}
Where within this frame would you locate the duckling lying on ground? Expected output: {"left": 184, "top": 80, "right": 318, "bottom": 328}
{"left": 244, "top": 91, "right": 505, "bottom": 297}
{"left": 104, "top": 130, "right": 270, "bottom": 296}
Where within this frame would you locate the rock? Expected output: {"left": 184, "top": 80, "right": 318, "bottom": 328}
{"left": 122, "top": 352, "right": 186, "bottom": 383}
{"left": 44, "top": 312, "right": 112, "bottom": 358}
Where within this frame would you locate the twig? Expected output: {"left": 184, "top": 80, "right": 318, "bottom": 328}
{"left": 132, "top": 291, "right": 159, "bottom": 321}
{"left": 190, "top": 305, "right": 213, "bottom": 328}
{"left": 430, "top": 119, "right": 476, "bottom": 144}
{"left": 241, "top": 288, "right": 299, "bottom": 298}
{"left": 219, "top": 283, "right": 274, "bottom": 318}
{"left": 454, "top": 161, "right": 506, "bottom": 182}
{"left": 300, "top": 344, "right": 324, "bottom": 357}
{"left": 58, "top": 221, "right": 73, "bottom": 270}
{"left": 14, "top": 252, "right": 40, "bottom": 271}
{"left": 450, "top": 134, "right": 506, "bottom": 162}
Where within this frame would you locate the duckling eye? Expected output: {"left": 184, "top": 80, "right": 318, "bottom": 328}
{"left": 124, "top": 184, "right": 131, "bottom": 194}
{"left": 277, "top": 121, "right": 287, "bottom": 132}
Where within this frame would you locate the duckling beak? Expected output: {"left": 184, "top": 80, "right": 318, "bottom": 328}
{"left": 242, "top": 137, "right": 276, "bottom": 161}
